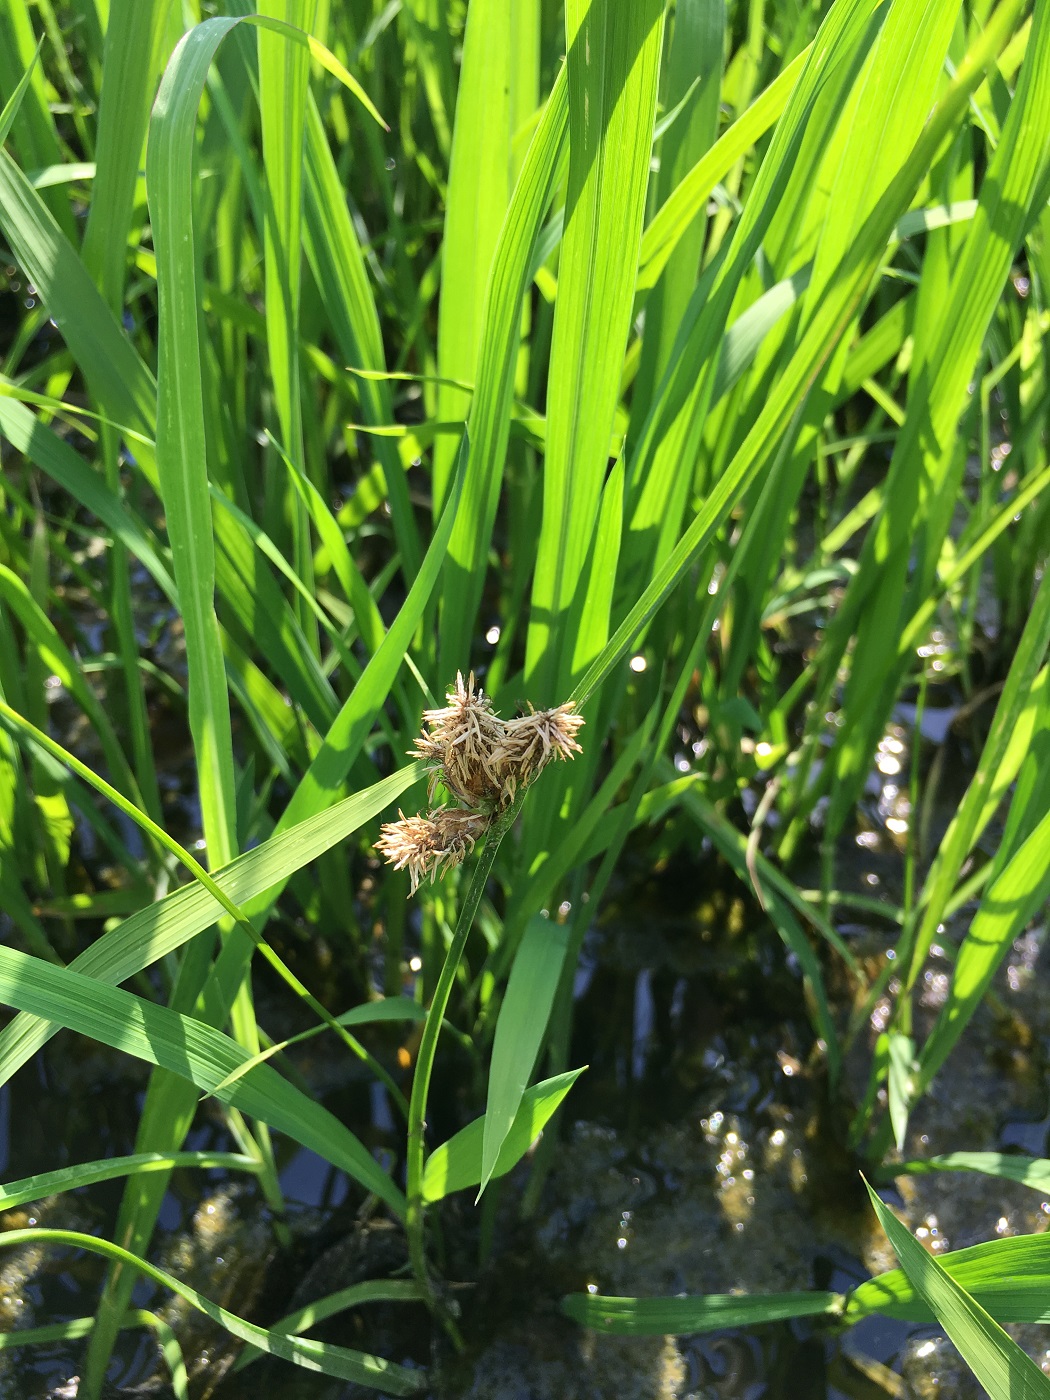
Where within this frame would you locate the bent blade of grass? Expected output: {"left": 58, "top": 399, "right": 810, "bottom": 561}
{"left": 234, "top": 1281, "right": 426, "bottom": 1372}
{"left": 423, "top": 1069, "right": 584, "bottom": 1204}
{"left": 525, "top": 0, "right": 665, "bottom": 699}
{"left": 0, "top": 946, "right": 406, "bottom": 1218}
{"left": 863, "top": 1179, "right": 1050, "bottom": 1396}
{"left": 208, "top": 995, "right": 426, "bottom": 1098}
{"left": 149, "top": 12, "right": 380, "bottom": 868}
{"left": 146, "top": 25, "right": 260, "bottom": 946}
{"left": 0, "top": 763, "right": 425, "bottom": 1086}
{"left": 845, "top": 1232, "right": 1050, "bottom": 1324}
{"left": 479, "top": 915, "right": 570, "bottom": 1196}
{"left": 137, "top": 46, "right": 397, "bottom": 1336}
{"left": 0, "top": 1229, "right": 424, "bottom": 1393}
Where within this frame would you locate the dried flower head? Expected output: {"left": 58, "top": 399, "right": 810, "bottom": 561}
{"left": 375, "top": 806, "right": 491, "bottom": 895}
{"left": 414, "top": 673, "right": 585, "bottom": 810}
{"left": 378, "top": 673, "right": 584, "bottom": 893}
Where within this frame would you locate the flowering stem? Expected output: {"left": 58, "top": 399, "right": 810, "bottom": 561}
{"left": 404, "top": 788, "right": 526, "bottom": 1309}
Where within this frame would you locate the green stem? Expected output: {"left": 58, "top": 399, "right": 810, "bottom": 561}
{"left": 404, "top": 790, "right": 526, "bottom": 1305}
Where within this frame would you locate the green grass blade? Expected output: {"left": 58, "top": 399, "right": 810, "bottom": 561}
{"left": 636, "top": 45, "right": 808, "bottom": 294}
{"left": 916, "top": 802, "right": 1050, "bottom": 1094}
{"left": 562, "top": 1290, "right": 840, "bottom": 1335}
{"left": 80, "top": 0, "right": 171, "bottom": 307}
{"left": 846, "top": 1232, "right": 1050, "bottom": 1324}
{"left": 233, "top": 1281, "right": 426, "bottom": 1372}
{"left": 479, "top": 915, "right": 570, "bottom": 1196}
{"left": 148, "top": 19, "right": 253, "bottom": 872}
{"left": 0, "top": 1228, "right": 424, "bottom": 1392}
{"left": 898, "top": 1153, "right": 1050, "bottom": 1194}
{"left": 438, "top": 61, "right": 568, "bottom": 677}
{"left": 0, "top": 1152, "right": 262, "bottom": 1211}
{"left": 432, "top": 0, "right": 529, "bottom": 512}
{"left": 0, "top": 35, "right": 44, "bottom": 148}
{"left": 303, "top": 99, "right": 421, "bottom": 581}
{"left": 631, "top": 0, "right": 723, "bottom": 422}
{"left": 904, "top": 569, "right": 1050, "bottom": 991}
{"left": 257, "top": 0, "right": 313, "bottom": 644}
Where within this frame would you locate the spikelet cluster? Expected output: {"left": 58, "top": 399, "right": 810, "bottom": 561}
{"left": 376, "top": 672, "right": 583, "bottom": 894}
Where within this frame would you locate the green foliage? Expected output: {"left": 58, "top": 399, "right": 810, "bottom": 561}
{"left": 0, "top": 0, "right": 1047, "bottom": 1391}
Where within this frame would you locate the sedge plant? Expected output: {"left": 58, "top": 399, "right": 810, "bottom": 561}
{"left": 0, "top": 0, "right": 1046, "bottom": 1394}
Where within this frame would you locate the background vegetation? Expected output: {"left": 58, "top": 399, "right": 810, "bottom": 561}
{"left": 0, "top": 0, "right": 1049, "bottom": 1394}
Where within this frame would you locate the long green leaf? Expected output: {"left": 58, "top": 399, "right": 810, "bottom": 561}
{"left": 0, "top": 1152, "right": 262, "bottom": 1211}
{"left": 480, "top": 915, "right": 570, "bottom": 1195}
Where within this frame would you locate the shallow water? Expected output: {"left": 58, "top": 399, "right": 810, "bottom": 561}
{"left": 2, "top": 710, "right": 1049, "bottom": 1399}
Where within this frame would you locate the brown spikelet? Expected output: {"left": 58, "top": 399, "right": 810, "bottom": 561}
{"left": 375, "top": 806, "right": 492, "bottom": 895}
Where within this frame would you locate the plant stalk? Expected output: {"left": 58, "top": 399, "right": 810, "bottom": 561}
{"left": 404, "top": 789, "right": 526, "bottom": 1308}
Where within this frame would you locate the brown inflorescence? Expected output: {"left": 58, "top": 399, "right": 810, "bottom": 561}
{"left": 376, "top": 672, "right": 584, "bottom": 894}
{"left": 375, "top": 806, "right": 491, "bottom": 896}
